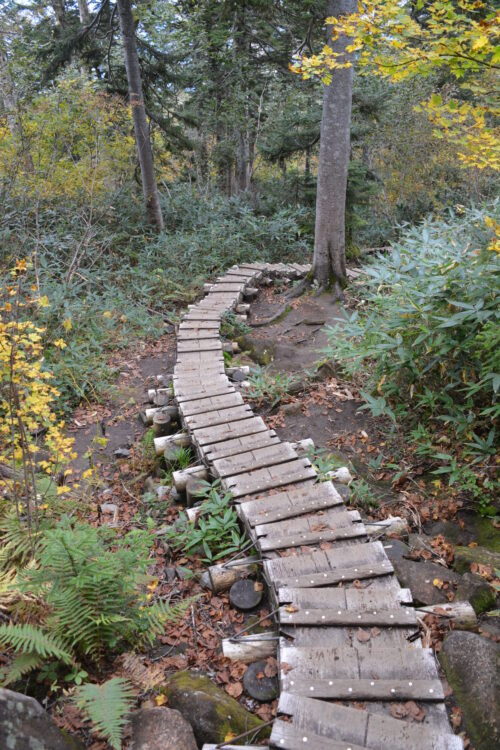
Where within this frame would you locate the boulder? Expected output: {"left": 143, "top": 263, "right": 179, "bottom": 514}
{"left": 130, "top": 707, "right": 197, "bottom": 750}
{"left": 391, "top": 557, "right": 461, "bottom": 605}
{"left": 0, "top": 687, "right": 83, "bottom": 750}
{"left": 236, "top": 335, "right": 275, "bottom": 366}
{"left": 163, "top": 671, "right": 268, "bottom": 746}
{"left": 440, "top": 631, "right": 500, "bottom": 750}
{"left": 456, "top": 572, "right": 497, "bottom": 614}
{"left": 383, "top": 539, "right": 410, "bottom": 563}
{"left": 453, "top": 545, "right": 500, "bottom": 574}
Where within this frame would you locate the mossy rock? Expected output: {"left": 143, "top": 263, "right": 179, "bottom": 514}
{"left": 162, "top": 671, "right": 268, "bottom": 746}
{"left": 456, "top": 572, "right": 497, "bottom": 614}
{"left": 440, "top": 632, "right": 500, "bottom": 750}
{"left": 453, "top": 545, "right": 500, "bottom": 575}
{"left": 236, "top": 335, "right": 275, "bottom": 365}
{"left": 474, "top": 517, "right": 500, "bottom": 554}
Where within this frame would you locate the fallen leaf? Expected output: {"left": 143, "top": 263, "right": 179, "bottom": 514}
{"left": 225, "top": 682, "right": 243, "bottom": 698}
{"left": 155, "top": 694, "right": 167, "bottom": 706}
{"left": 357, "top": 628, "right": 371, "bottom": 643}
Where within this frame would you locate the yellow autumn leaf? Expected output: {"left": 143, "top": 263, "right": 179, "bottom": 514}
{"left": 53, "top": 338, "right": 66, "bottom": 349}
{"left": 56, "top": 485, "right": 71, "bottom": 495}
{"left": 82, "top": 468, "right": 94, "bottom": 479}
{"left": 38, "top": 295, "right": 50, "bottom": 308}
{"left": 63, "top": 318, "right": 72, "bottom": 331}
{"left": 224, "top": 732, "right": 237, "bottom": 743}
{"left": 155, "top": 694, "right": 167, "bottom": 706}
{"left": 103, "top": 310, "right": 112, "bottom": 319}
{"left": 433, "top": 578, "right": 444, "bottom": 589}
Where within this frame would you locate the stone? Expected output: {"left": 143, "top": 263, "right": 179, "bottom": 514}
{"left": 391, "top": 557, "right": 461, "bottom": 605}
{"left": 440, "top": 631, "right": 500, "bottom": 750}
{"left": 243, "top": 660, "right": 279, "bottom": 702}
{"left": 114, "top": 447, "right": 131, "bottom": 458}
{"left": 328, "top": 467, "right": 353, "bottom": 485}
{"left": 163, "top": 671, "right": 267, "bottom": 745}
{"left": 130, "top": 707, "right": 197, "bottom": 750}
{"left": 456, "top": 572, "right": 497, "bottom": 614}
{"left": 281, "top": 401, "right": 302, "bottom": 415}
{"left": 0, "top": 687, "right": 83, "bottom": 750}
{"left": 453, "top": 545, "right": 500, "bottom": 574}
{"left": 237, "top": 335, "right": 275, "bottom": 366}
{"left": 383, "top": 539, "right": 410, "bottom": 563}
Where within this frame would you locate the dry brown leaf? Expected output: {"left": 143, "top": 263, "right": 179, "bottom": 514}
{"left": 225, "top": 682, "right": 243, "bottom": 698}
{"left": 357, "top": 628, "right": 371, "bottom": 643}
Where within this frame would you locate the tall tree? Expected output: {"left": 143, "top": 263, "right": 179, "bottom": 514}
{"left": 311, "top": 0, "right": 356, "bottom": 298}
{"left": 116, "top": 0, "right": 164, "bottom": 230}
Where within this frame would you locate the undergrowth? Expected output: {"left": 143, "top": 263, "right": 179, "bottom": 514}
{"left": 324, "top": 205, "right": 500, "bottom": 516}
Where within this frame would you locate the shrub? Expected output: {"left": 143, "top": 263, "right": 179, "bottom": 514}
{"left": 323, "top": 205, "right": 500, "bottom": 513}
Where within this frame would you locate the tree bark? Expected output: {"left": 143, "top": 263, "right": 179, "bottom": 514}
{"left": 0, "top": 50, "right": 33, "bottom": 173}
{"left": 116, "top": 0, "right": 164, "bottom": 230}
{"left": 77, "top": 0, "right": 91, "bottom": 25}
{"left": 312, "top": 0, "right": 357, "bottom": 298}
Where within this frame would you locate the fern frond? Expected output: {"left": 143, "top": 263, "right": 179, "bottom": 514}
{"left": 0, "top": 623, "right": 73, "bottom": 664}
{"left": 74, "top": 677, "right": 136, "bottom": 750}
{"left": 2, "top": 652, "right": 43, "bottom": 685}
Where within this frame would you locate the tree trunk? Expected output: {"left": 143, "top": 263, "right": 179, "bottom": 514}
{"left": 312, "top": 0, "right": 357, "bottom": 298}
{"left": 116, "top": 0, "right": 164, "bottom": 230}
{"left": 0, "top": 50, "right": 33, "bottom": 173}
{"left": 77, "top": 0, "right": 90, "bottom": 25}
{"left": 51, "top": 1, "right": 67, "bottom": 28}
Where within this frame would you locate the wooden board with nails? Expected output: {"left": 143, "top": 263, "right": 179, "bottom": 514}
{"left": 171, "top": 263, "right": 462, "bottom": 750}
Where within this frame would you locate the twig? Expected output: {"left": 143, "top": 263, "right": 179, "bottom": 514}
{"left": 190, "top": 604, "right": 198, "bottom": 653}
{"left": 214, "top": 718, "right": 276, "bottom": 748}
{"left": 231, "top": 607, "right": 280, "bottom": 640}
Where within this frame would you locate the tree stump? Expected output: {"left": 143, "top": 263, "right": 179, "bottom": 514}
{"left": 229, "top": 579, "right": 263, "bottom": 610}
{"left": 243, "top": 659, "right": 279, "bottom": 702}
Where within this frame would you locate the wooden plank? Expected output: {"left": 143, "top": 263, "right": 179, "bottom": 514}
{"left": 203, "top": 430, "right": 281, "bottom": 461}
{"left": 176, "top": 351, "right": 224, "bottom": 363}
{"left": 213, "top": 442, "right": 299, "bottom": 478}
{"left": 277, "top": 693, "right": 462, "bottom": 750}
{"left": 277, "top": 587, "right": 412, "bottom": 609}
{"left": 184, "top": 404, "right": 254, "bottom": 430}
{"left": 177, "top": 340, "right": 222, "bottom": 352}
{"left": 270, "top": 721, "right": 366, "bottom": 750}
{"left": 177, "top": 330, "right": 220, "bottom": 340}
{"left": 208, "top": 283, "right": 245, "bottom": 292}
{"left": 239, "top": 482, "right": 343, "bottom": 527}
{"left": 279, "top": 605, "right": 417, "bottom": 627}
{"left": 256, "top": 510, "right": 365, "bottom": 551}
{"left": 193, "top": 416, "right": 269, "bottom": 447}
{"left": 256, "top": 508, "right": 361, "bottom": 538}
{"left": 281, "top": 677, "right": 444, "bottom": 701}
{"left": 175, "top": 384, "right": 235, "bottom": 403}
{"left": 178, "top": 321, "right": 221, "bottom": 330}
{"left": 223, "top": 459, "right": 316, "bottom": 499}
{"left": 279, "top": 644, "right": 440, "bottom": 681}
{"left": 179, "top": 392, "right": 244, "bottom": 417}
{"left": 183, "top": 310, "right": 222, "bottom": 319}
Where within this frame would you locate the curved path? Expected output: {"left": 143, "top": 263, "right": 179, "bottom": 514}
{"left": 172, "top": 263, "right": 462, "bottom": 750}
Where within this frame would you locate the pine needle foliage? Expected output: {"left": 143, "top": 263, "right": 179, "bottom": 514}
{"left": 74, "top": 677, "right": 136, "bottom": 750}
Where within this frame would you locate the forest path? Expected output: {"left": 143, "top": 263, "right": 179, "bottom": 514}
{"left": 172, "top": 263, "right": 462, "bottom": 750}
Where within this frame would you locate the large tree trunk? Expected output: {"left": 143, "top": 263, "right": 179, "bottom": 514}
{"left": 312, "top": 0, "right": 357, "bottom": 298}
{"left": 116, "top": 0, "right": 164, "bottom": 230}
{"left": 77, "top": 0, "right": 90, "bottom": 25}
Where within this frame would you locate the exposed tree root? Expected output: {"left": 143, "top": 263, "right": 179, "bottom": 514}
{"left": 249, "top": 304, "right": 291, "bottom": 327}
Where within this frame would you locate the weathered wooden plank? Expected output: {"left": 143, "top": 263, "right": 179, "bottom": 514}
{"left": 279, "top": 643, "right": 440, "bottom": 681}
{"left": 178, "top": 321, "right": 221, "bottom": 330}
{"left": 208, "top": 283, "right": 246, "bottom": 292}
{"left": 177, "top": 330, "right": 220, "bottom": 340}
{"left": 270, "top": 721, "right": 366, "bottom": 750}
{"left": 176, "top": 351, "right": 224, "bottom": 363}
{"left": 212, "top": 442, "right": 298, "bottom": 478}
{"left": 182, "top": 311, "right": 223, "bottom": 320}
{"left": 177, "top": 340, "right": 222, "bottom": 352}
{"left": 193, "top": 416, "right": 269, "bottom": 447}
{"left": 184, "top": 404, "right": 254, "bottom": 430}
{"left": 277, "top": 693, "right": 462, "bottom": 750}
{"left": 277, "top": 587, "right": 412, "bottom": 609}
{"left": 175, "top": 384, "right": 235, "bottom": 403}
{"left": 240, "top": 482, "right": 343, "bottom": 527}
{"left": 202, "top": 430, "right": 280, "bottom": 461}
{"left": 281, "top": 677, "right": 444, "bottom": 701}
{"left": 256, "top": 509, "right": 365, "bottom": 551}
{"left": 179, "top": 392, "right": 244, "bottom": 417}
{"left": 279, "top": 605, "right": 417, "bottom": 627}
{"left": 223, "top": 459, "right": 316, "bottom": 499}
{"left": 263, "top": 541, "right": 391, "bottom": 588}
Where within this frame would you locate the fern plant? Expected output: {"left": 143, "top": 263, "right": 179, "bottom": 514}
{"left": 75, "top": 677, "right": 136, "bottom": 750}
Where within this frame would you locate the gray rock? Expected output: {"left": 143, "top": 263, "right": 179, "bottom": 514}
{"left": 453, "top": 545, "right": 500, "bottom": 574}
{"left": 114, "top": 447, "right": 131, "bottom": 458}
{"left": 281, "top": 401, "right": 302, "bottom": 415}
{"left": 163, "top": 671, "right": 267, "bottom": 745}
{"left": 456, "top": 572, "right": 497, "bottom": 614}
{"left": 440, "top": 631, "right": 500, "bottom": 750}
{"left": 391, "top": 557, "right": 461, "bottom": 605}
{"left": 130, "top": 707, "right": 197, "bottom": 750}
{"left": 0, "top": 687, "right": 83, "bottom": 750}
{"left": 383, "top": 539, "right": 410, "bottom": 563}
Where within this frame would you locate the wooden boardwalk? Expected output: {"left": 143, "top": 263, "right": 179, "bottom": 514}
{"left": 172, "top": 263, "right": 462, "bottom": 750}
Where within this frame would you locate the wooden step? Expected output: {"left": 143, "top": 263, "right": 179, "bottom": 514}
{"left": 179, "top": 392, "right": 244, "bottom": 417}
{"left": 184, "top": 404, "right": 254, "bottom": 430}
{"left": 256, "top": 508, "right": 365, "bottom": 551}
{"left": 212, "top": 442, "right": 298, "bottom": 478}
{"left": 193, "top": 416, "right": 269, "bottom": 447}
{"left": 223, "top": 459, "right": 316, "bottom": 499}
{"left": 239, "top": 482, "right": 343, "bottom": 526}
{"left": 202, "top": 430, "right": 281, "bottom": 461}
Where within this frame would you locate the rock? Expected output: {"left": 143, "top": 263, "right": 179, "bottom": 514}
{"left": 391, "top": 558, "right": 461, "bottom": 605}
{"left": 229, "top": 579, "right": 263, "bottom": 610}
{"left": 440, "top": 631, "right": 500, "bottom": 750}
{"left": 456, "top": 572, "right": 497, "bottom": 614}
{"left": 243, "top": 660, "right": 279, "bottom": 702}
{"left": 163, "top": 671, "right": 268, "bottom": 745}
{"left": 281, "top": 401, "right": 302, "bottom": 415}
{"left": 130, "top": 707, "right": 197, "bottom": 750}
{"left": 0, "top": 687, "right": 83, "bottom": 750}
{"left": 114, "top": 447, "right": 131, "bottom": 458}
{"left": 454, "top": 545, "right": 500, "bottom": 574}
{"left": 383, "top": 539, "right": 410, "bottom": 563}
{"left": 427, "top": 515, "right": 500, "bottom": 553}
{"left": 237, "top": 335, "right": 275, "bottom": 366}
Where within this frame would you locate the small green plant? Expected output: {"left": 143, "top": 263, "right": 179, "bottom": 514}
{"left": 247, "top": 366, "right": 297, "bottom": 408}
{"left": 74, "top": 677, "right": 135, "bottom": 750}
{"left": 165, "top": 482, "right": 246, "bottom": 562}
{"left": 221, "top": 311, "right": 251, "bottom": 338}
{"left": 349, "top": 478, "right": 379, "bottom": 509}
{"left": 308, "top": 448, "right": 346, "bottom": 482}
